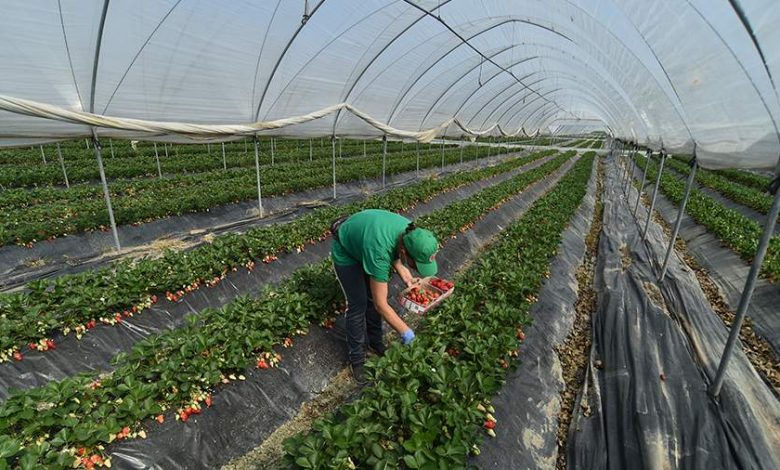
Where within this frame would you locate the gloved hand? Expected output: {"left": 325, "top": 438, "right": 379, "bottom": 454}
{"left": 401, "top": 329, "right": 415, "bottom": 345}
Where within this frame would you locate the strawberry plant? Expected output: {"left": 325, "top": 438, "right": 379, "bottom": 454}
{"left": 283, "top": 153, "right": 596, "bottom": 468}
{"left": 0, "top": 150, "right": 558, "bottom": 361}
{"left": 0, "top": 149, "right": 573, "bottom": 468}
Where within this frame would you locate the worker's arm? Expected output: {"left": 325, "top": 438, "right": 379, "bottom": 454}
{"left": 370, "top": 278, "right": 415, "bottom": 344}
{"left": 392, "top": 258, "right": 418, "bottom": 287}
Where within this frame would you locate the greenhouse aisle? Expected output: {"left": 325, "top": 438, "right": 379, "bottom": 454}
{"left": 106, "top": 156, "right": 582, "bottom": 469}
{"left": 566, "top": 156, "right": 780, "bottom": 469}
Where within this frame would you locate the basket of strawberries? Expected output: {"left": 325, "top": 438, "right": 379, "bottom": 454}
{"left": 399, "top": 277, "right": 455, "bottom": 314}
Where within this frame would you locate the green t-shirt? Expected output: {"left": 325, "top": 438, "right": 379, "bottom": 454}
{"left": 331, "top": 209, "right": 411, "bottom": 282}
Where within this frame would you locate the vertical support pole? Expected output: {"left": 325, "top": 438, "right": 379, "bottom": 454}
{"left": 92, "top": 135, "right": 121, "bottom": 251}
{"left": 623, "top": 146, "right": 637, "bottom": 195}
{"left": 271, "top": 138, "right": 275, "bottom": 166}
{"left": 459, "top": 139, "right": 464, "bottom": 164}
{"left": 40, "top": 145, "right": 47, "bottom": 164}
{"left": 659, "top": 157, "right": 697, "bottom": 281}
{"left": 245, "top": 139, "right": 248, "bottom": 154}
{"left": 401, "top": 140, "right": 404, "bottom": 154}
{"left": 253, "top": 137, "right": 264, "bottom": 217}
{"left": 382, "top": 135, "right": 388, "bottom": 188}
{"left": 363, "top": 140, "right": 366, "bottom": 158}
{"left": 339, "top": 138, "right": 342, "bottom": 159}
{"left": 85, "top": 138, "right": 90, "bottom": 149}
{"left": 440, "top": 138, "right": 445, "bottom": 170}
{"left": 221, "top": 142, "right": 227, "bottom": 170}
{"left": 710, "top": 172, "right": 780, "bottom": 397}
{"left": 154, "top": 142, "right": 162, "bottom": 179}
{"left": 309, "top": 138, "right": 313, "bottom": 162}
{"left": 164, "top": 143, "right": 169, "bottom": 158}
{"left": 109, "top": 138, "right": 114, "bottom": 158}
{"left": 642, "top": 150, "right": 666, "bottom": 240}
{"left": 331, "top": 136, "right": 337, "bottom": 199}
{"left": 475, "top": 139, "right": 479, "bottom": 160}
{"left": 56, "top": 143, "right": 69, "bottom": 189}
{"left": 416, "top": 141, "right": 420, "bottom": 177}
{"left": 207, "top": 143, "right": 211, "bottom": 154}
{"left": 633, "top": 151, "right": 651, "bottom": 218}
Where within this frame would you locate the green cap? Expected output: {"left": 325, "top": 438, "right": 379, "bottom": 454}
{"left": 403, "top": 228, "right": 439, "bottom": 277}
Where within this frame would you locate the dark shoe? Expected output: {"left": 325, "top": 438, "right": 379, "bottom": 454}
{"left": 349, "top": 362, "right": 368, "bottom": 387}
{"left": 368, "top": 342, "right": 385, "bottom": 357}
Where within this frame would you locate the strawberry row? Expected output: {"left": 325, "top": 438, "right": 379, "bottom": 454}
{"left": 666, "top": 157, "right": 778, "bottom": 219}
{"left": 0, "top": 150, "right": 557, "bottom": 360}
{"left": 713, "top": 167, "right": 773, "bottom": 192}
{"left": 0, "top": 144, "right": 483, "bottom": 246}
{"left": 635, "top": 155, "right": 780, "bottom": 281}
{"left": 0, "top": 151, "right": 574, "bottom": 468}
{"left": 283, "top": 153, "right": 596, "bottom": 468}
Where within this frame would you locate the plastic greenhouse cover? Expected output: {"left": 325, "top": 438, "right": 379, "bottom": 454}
{"left": 0, "top": 1, "right": 779, "bottom": 170}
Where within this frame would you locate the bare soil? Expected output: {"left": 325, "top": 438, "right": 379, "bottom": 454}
{"left": 555, "top": 158, "right": 604, "bottom": 469}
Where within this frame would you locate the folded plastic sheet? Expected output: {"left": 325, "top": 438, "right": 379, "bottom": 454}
{"left": 472, "top": 153, "right": 598, "bottom": 468}
{"left": 567, "top": 156, "right": 780, "bottom": 469}
{"left": 104, "top": 155, "right": 580, "bottom": 469}
{"left": 632, "top": 163, "right": 780, "bottom": 357}
{"left": 0, "top": 151, "right": 515, "bottom": 292}
{"left": 0, "top": 151, "right": 547, "bottom": 401}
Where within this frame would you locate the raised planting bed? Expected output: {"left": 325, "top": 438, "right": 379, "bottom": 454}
{"left": 0, "top": 153, "right": 579, "bottom": 468}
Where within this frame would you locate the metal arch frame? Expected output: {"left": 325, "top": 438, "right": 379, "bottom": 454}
{"left": 512, "top": 85, "right": 628, "bottom": 135}
{"left": 519, "top": 91, "right": 620, "bottom": 133}
{"left": 252, "top": 0, "right": 326, "bottom": 120}
{"left": 378, "top": 18, "right": 572, "bottom": 128}
{"left": 507, "top": 87, "right": 624, "bottom": 135}
{"left": 479, "top": 71, "right": 631, "bottom": 133}
{"left": 473, "top": 69, "right": 634, "bottom": 136}
{"left": 399, "top": 1, "right": 576, "bottom": 119}
{"left": 531, "top": 95, "right": 619, "bottom": 133}
{"left": 249, "top": 0, "right": 284, "bottom": 110}
{"left": 464, "top": 43, "right": 647, "bottom": 134}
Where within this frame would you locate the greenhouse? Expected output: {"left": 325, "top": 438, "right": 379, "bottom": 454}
{"left": 0, "top": 1, "right": 778, "bottom": 468}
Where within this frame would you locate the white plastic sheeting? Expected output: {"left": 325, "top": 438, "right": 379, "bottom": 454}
{"left": 0, "top": 0, "right": 778, "bottom": 169}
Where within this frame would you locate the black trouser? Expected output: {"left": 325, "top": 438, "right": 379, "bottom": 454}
{"left": 333, "top": 262, "right": 384, "bottom": 366}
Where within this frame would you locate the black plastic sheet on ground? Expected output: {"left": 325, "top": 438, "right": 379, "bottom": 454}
{"left": 0, "top": 152, "right": 553, "bottom": 401}
{"left": 105, "top": 156, "right": 580, "bottom": 469}
{"left": 632, "top": 163, "right": 780, "bottom": 357}
{"left": 567, "top": 156, "right": 780, "bottom": 469}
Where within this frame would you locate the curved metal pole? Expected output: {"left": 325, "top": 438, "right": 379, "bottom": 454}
{"left": 253, "top": 136, "right": 264, "bottom": 216}
{"left": 92, "top": 134, "right": 120, "bottom": 251}
{"left": 153, "top": 142, "right": 162, "bottom": 179}
{"left": 56, "top": 143, "right": 69, "bottom": 188}
{"left": 642, "top": 150, "right": 666, "bottom": 240}
{"left": 634, "top": 150, "right": 651, "bottom": 218}
{"left": 659, "top": 153, "right": 698, "bottom": 281}
{"left": 381, "top": 135, "right": 388, "bottom": 188}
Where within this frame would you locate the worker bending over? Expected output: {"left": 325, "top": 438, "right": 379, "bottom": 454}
{"left": 330, "top": 209, "right": 439, "bottom": 384}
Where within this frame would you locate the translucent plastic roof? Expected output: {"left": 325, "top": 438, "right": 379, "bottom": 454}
{"left": 0, "top": 0, "right": 778, "bottom": 169}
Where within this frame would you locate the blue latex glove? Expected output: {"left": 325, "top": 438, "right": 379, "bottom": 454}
{"left": 401, "top": 329, "right": 415, "bottom": 345}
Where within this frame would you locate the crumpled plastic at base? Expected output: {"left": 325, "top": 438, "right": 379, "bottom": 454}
{"left": 105, "top": 154, "right": 578, "bottom": 469}
{"left": 566, "top": 157, "right": 780, "bottom": 469}
{"left": 0, "top": 152, "right": 522, "bottom": 401}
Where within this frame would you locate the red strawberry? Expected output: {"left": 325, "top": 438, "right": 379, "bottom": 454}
{"left": 114, "top": 313, "right": 123, "bottom": 322}
{"left": 46, "top": 339, "right": 56, "bottom": 350}
{"left": 516, "top": 329, "right": 525, "bottom": 341}
{"left": 189, "top": 406, "right": 201, "bottom": 415}
{"left": 156, "top": 414, "right": 165, "bottom": 424}
{"left": 257, "top": 359, "right": 269, "bottom": 369}
{"left": 204, "top": 396, "right": 213, "bottom": 408}
{"left": 180, "top": 411, "right": 190, "bottom": 422}
{"left": 483, "top": 420, "right": 496, "bottom": 430}
{"left": 28, "top": 342, "right": 37, "bottom": 350}
{"left": 76, "top": 448, "right": 87, "bottom": 457}
{"left": 12, "top": 351, "right": 23, "bottom": 361}
{"left": 86, "top": 320, "right": 97, "bottom": 329}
